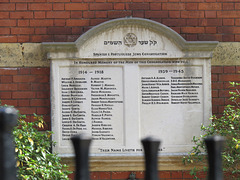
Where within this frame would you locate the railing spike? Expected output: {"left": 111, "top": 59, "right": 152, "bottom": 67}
{"left": 0, "top": 107, "right": 18, "bottom": 180}
{"left": 71, "top": 134, "right": 92, "bottom": 180}
{"left": 141, "top": 136, "right": 161, "bottom": 180}
{"left": 205, "top": 135, "right": 225, "bottom": 180}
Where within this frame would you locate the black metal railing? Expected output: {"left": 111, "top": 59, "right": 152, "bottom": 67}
{"left": 0, "top": 107, "right": 225, "bottom": 180}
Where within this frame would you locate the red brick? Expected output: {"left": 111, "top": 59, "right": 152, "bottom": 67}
{"left": 29, "top": 3, "right": 52, "bottom": 10}
{"left": 132, "top": 10, "right": 144, "bottom": 18}
{"left": 223, "top": 35, "right": 234, "bottom": 42}
{"left": 53, "top": 19, "right": 65, "bottom": 26}
{"left": 185, "top": 3, "right": 198, "bottom": 10}
{"left": 98, "top": 172, "right": 111, "bottom": 179}
{"left": 149, "top": 3, "right": 161, "bottom": 10}
{"left": 1, "top": 100, "right": 18, "bottom": 107}
{"left": 72, "top": 27, "right": 83, "bottom": 35}
{"left": 1, "top": 76, "right": 13, "bottom": 83}
{"left": 198, "top": 34, "right": 222, "bottom": 41}
{"left": 53, "top": 3, "right": 64, "bottom": 10}
{"left": 169, "top": 11, "right": 180, "bottom": 18}
{"left": 17, "top": 107, "right": 36, "bottom": 115}
{"left": 18, "top": 68, "right": 30, "bottom": 75}
{"left": 46, "top": 11, "right": 70, "bottom": 18}
{"left": 187, "top": 19, "right": 198, "bottom": 26}
{"left": 0, "top": 35, "right": 17, "bottom": 43}
{"left": 34, "top": 11, "right": 46, "bottom": 19}
{"left": 18, "top": 83, "right": 31, "bottom": 91}
{"left": 66, "top": 19, "right": 89, "bottom": 26}
{"left": 206, "top": 27, "right": 217, "bottom": 34}
{"left": 71, "top": 11, "right": 83, "bottom": 18}
{"left": 198, "top": 3, "right": 221, "bottom": 10}
{"left": 0, "top": 3, "right": 15, "bottom": 11}
{"left": 162, "top": 19, "right": 186, "bottom": 27}
{"left": 183, "top": 171, "right": 195, "bottom": 178}
{"left": 31, "top": 35, "right": 54, "bottom": 42}
{"left": 213, "top": 98, "right": 225, "bottom": 105}
{"left": 36, "top": 91, "right": 50, "bottom": 98}
{"left": 95, "top": 11, "right": 107, "bottom": 18}
{"left": 0, "top": 84, "right": 17, "bottom": 91}
{"left": 65, "top": 3, "right": 88, "bottom": 10}
{"left": 0, "top": 68, "right": 18, "bottom": 75}
{"left": 223, "top": 19, "right": 234, "bottom": 26}
{"left": 54, "top": 35, "right": 67, "bottom": 41}
{"left": 236, "top": 66, "right": 240, "bottom": 73}
{"left": 112, "top": 172, "right": 131, "bottom": 179}
{"left": 0, "top": 92, "right": 12, "bottom": 99}
{"left": 90, "top": 3, "right": 113, "bottom": 10}
{"left": 114, "top": 3, "right": 125, "bottom": 10}
{"left": 0, "top": 12, "right": 9, "bottom": 19}
{"left": 205, "top": 10, "right": 217, "bottom": 18}
{"left": 30, "top": 68, "right": 50, "bottom": 75}
{"left": 212, "top": 66, "right": 223, "bottom": 74}
{"left": 220, "top": 74, "right": 240, "bottom": 82}
{"left": 223, "top": 3, "right": 234, "bottom": 10}
{"left": 136, "top": 171, "right": 144, "bottom": 178}
{"left": 0, "top": 28, "right": 10, "bottom": 34}
{"left": 181, "top": 27, "right": 205, "bottom": 34}
{"left": 12, "top": 92, "right": 35, "bottom": 99}
{"left": 160, "top": 171, "right": 171, "bottom": 178}
{"left": 16, "top": 3, "right": 28, "bottom": 10}
{"left": 199, "top": 19, "right": 222, "bottom": 26}
{"left": 128, "top": 3, "right": 149, "bottom": 10}
{"left": 211, "top": 74, "right": 219, "bottom": 81}
{"left": 107, "top": 11, "right": 132, "bottom": 18}
{"left": 236, "top": 3, "right": 240, "bottom": 10}
{"left": 186, "top": 34, "right": 198, "bottom": 41}
{"left": 224, "top": 66, "right": 236, "bottom": 73}
{"left": 18, "top": 20, "right": 30, "bottom": 27}
{"left": 31, "top": 83, "right": 49, "bottom": 91}
{"left": 181, "top": 11, "right": 204, "bottom": 18}
{"left": 171, "top": 171, "right": 183, "bottom": 178}
{"left": 13, "top": 75, "right": 49, "bottom": 83}
{"left": 0, "top": 20, "right": 16, "bottom": 27}
{"left": 217, "top": 11, "right": 240, "bottom": 18}
{"left": 11, "top": 27, "right": 34, "bottom": 35}
{"left": 18, "top": 99, "right": 30, "bottom": 107}
{"left": 83, "top": 11, "right": 95, "bottom": 18}
{"left": 162, "top": 3, "right": 185, "bottom": 10}
{"left": 30, "top": 20, "right": 53, "bottom": 27}
{"left": 181, "top": 0, "right": 204, "bottom": 1}
{"left": 212, "top": 81, "right": 223, "bottom": 89}
{"left": 37, "top": 107, "right": 50, "bottom": 115}
{"left": 145, "top": 11, "right": 168, "bottom": 18}
{"left": 47, "top": 0, "right": 70, "bottom": 2}
{"left": 47, "top": 27, "right": 71, "bottom": 34}
{"left": 90, "top": 19, "right": 107, "bottom": 26}
{"left": 90, "top": 172, "right": 99, "bottom": 180}
{"left": 10, "top": 12, "right": 33, "bottom": 19}
{"left": 219, "top": 90, "right": 231, "bottom": 98}
{"left": 18, "top": 35, "right": 30, "bottom": 42}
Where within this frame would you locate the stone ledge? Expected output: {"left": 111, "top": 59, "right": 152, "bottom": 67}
{"left": 0, "top": 42, "right": 240, "bottom": 67}
{"left": 62, "top": 156, "right": 206, "bottom": 172}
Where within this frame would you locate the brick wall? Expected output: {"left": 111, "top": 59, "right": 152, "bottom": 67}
{"left": 0, "top": 67, "right": 50, "bottom": 126}
{"left": 1, "top": 0, "right": 240, "bottom": 43}
{"left": 1, "top": 0, "right": 240, "bottom": 179}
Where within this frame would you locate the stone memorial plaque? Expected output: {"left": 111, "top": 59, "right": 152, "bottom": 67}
{"left": 44, "top": 18, "right": 218, "bottom": 157}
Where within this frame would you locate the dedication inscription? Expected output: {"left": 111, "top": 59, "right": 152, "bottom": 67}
{"left": 60, "top": 66, "right": 124, "bottom": 147}
{"left": 46, "top": 18, "right": 217, "bottom": 156}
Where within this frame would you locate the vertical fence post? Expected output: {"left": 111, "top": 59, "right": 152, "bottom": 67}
{"left": 0, "top": 107, "right": 17, "bottom": 180}
{"left": 141, "top": 136, "right": 161, "bottom": 180}
{"left": 71, "top": 134, "right": 92, "bottom": 180}
{"left": 205, "top": 135, "right": 225, "bottom": 180}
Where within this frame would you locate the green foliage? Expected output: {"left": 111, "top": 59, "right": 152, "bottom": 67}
{"left": 183, "top": 82, "right": 240, "bottom": 179}
{"left": 0, "top": 99, "right": 71, "bottom": 180}
{"left": 13, "top": 113, "right": 71, "bottom": 180}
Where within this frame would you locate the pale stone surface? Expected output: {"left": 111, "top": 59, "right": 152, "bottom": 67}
{"left": 45, "top": 18, "right": 217, "bottom": 157}
{"left": 0, "top": 43, "right": 48, "bottom": 67}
